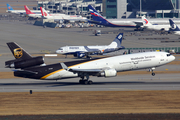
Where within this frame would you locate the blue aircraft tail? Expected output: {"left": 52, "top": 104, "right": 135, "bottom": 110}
{"left": 169, "top": 19, "right": 180, "bottom": 31}
{"left": 88, "top": 5, "right": 107, "bottom": 25}
{"left": 109, "top": 33, "right": 124, "bottom": 48}
{"left": 6, "top": 3, "right": 14, "bottom": 10}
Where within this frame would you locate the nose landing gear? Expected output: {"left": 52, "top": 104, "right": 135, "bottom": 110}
{"left": 149, "top": 67, "right": 156, "bottom": 76}
{"left": 152, "top": 72, "right": 155, "bottom": 76}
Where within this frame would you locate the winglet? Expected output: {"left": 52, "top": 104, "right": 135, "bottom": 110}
{"left": 60, "top": 63, "right": 69, "bottom": 71}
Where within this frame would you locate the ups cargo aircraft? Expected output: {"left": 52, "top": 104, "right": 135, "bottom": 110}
{"left": 56, "top": 33, "right": 125, "bottom": 58}
{"left": 5, "top": 42, "right": 175, "bottom": 85}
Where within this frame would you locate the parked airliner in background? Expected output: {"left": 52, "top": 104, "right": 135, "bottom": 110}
{"left": 56, "top": 33, "right": 125, "bottom": 58}
{"left": 169, "top": 19, "right": 180, "bottom": 35}
{"left": 6, "top": 3, "right": 43, "bottom": 15}
{"left": 5, "top": 42, "right": 175, "bottom": 84}
{"left": 88, "top": 5, "right": 180, "bottom": 30}
{"left": 40, "top": 7, "right": 87, "bottom": 23}
{"left": 142, "top": 16, "right": 170, "bottom": 31}
{"left": 88, "top": 5, "right": 141, "bottom": 29}
{"left": 24, "top": 5, "right": 47, "bottom": 19}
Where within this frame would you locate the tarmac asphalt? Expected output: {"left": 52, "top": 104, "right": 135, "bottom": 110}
{"left": 1, "top": 13, "right": 180, "bottom": 120}
{"left": 1, "top": 18, "right": 180, "bottom": 92}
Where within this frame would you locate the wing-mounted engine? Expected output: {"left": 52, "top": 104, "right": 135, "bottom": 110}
{"left": 5, "top": 56, "right": 44, "bottom": 69}
{"left": 77, "top": 52, "right": 85, "bottom": 58}
{"left": 98, "top": 68, "right": 117, "bottom": 77}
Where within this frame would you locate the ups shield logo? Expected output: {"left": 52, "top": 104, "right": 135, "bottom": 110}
{"left": 13, "top": 48, "right": 23, "bottom": 59}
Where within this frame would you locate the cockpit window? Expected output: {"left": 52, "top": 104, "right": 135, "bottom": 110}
{"left": 58, "top": 48, "right": 63, "bottom": 50}
{"left": 167, "top": 54, "right": 171, "bottom": 57}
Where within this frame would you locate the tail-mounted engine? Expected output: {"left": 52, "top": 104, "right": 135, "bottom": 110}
{"left": 5, "top": 56, "right": 44, "bottom": 69}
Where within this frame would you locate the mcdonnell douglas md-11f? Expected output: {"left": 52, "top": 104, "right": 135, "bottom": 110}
{"left": 56, "top": 33, "right": 125, "bottom": 58}
{"left": 5, "top": 42, "right": 175, "bottom": 84}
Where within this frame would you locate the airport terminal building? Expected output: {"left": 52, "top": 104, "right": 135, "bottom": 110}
{"left": 36, "top": 0, "right": 180, "bottom": 19}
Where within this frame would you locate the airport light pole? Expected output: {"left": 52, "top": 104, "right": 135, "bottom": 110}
{"left": 140, "top": 0, "right": 141, "bottom": 17}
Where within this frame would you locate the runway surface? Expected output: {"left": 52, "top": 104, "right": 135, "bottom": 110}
{"left": 0, "top": 73, "right": 180, "bottom": 92}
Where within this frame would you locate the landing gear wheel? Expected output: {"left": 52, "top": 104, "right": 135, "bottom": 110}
{"left": 79, "top": 80, "right": 83, "bottom": 84}
{"left": 152, "top": 72, "right": 155, "bottom": 76}
{"left": 88, "top": 80, "right": 93, "bottom": 85}
{"left": 84, "top": 80, "right": 88, "bottom": 85}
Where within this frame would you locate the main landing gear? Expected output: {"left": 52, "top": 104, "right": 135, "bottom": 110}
{"left": 79, "top": 75, "right": 93, "bottom": 85}
{"left": 149, "top": 67, "right": 155, "bottom": 76}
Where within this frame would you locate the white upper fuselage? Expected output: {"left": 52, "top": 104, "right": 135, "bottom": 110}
{"left": 143, "top": 24, "right": 171, "bottom": 31}
{"left": 56, "top": 45, "right": 116, "bottom": 54}
{"left": 106, "top": 18, "right": 180, "bottom": 27}
{"left": 7, "top": 10, "right": 42, "bottom": 15}
{"left": 107, "top": 19, "right": 137, "bottom": 27}
{"left": 28, "top": 14, "right": 42, "bottom": 18}
{"left": 44, "top": 14, "right": 87, "bottom": 21}
{"left": 43, "top": 51, "right": 175, "bottom": 80}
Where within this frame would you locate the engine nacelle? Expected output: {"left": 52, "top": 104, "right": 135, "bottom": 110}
{"left": 5, "top": 56, "right": 44, "bottom": 69}
{"left": 98, "top": 68, "right": 117, "bottom": 77}
{"left": 77, "top": 52, "right": 85, "bottom": 58}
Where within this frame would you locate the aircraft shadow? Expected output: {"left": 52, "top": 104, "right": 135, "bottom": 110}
{"left": 1, "top": 81, "right": 180, "bottom": 87}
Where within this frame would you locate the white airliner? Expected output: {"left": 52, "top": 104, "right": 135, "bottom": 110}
{"left": 40, "top": 7, "right": 87, "bottom": 23}
{"left": 169, "top": 19, "right": 180, "bottom": 35}
{"left": 56, "top": 33, "right": 125, "bottom": 58}
{"left": 88, "top": 5, "right": 141, "bottom": 28}
{"left": 88, "top": 5, "right": 180, "bottom": 29}
{"left": 24, "top": 5, "right": 44, "bottom": 19}
{"left": 5, "top": 42, "right": 175, "bottom": 84}
{"left": 6, "top": 3, "right": 43, "bottom": 15}
{"left": 142, "top": 16, "right": 170, "bottom": 31}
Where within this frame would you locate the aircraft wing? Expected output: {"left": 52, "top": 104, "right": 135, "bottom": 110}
{"left": 84, "top": 46, "right": 125, "bottom": 55}
{"left": 133, "top": 21, "right": 143, "bottom": 26}
{"left": 87, "top": 20, "right": 101, "bottom": 24}
{"left": 84, "top": 46, "right": 101, "bottom": 52}
{"left": 60, "top": 63, "right": 106, "bottom": 73}
{"left": 69, "top": 68, "right": 102, "bottom": 73}
{"left": 12, "top": 69, "right": 38, "bottom": 77}
{"left": 83, "top": 46, "right": 102, "bottom": 55}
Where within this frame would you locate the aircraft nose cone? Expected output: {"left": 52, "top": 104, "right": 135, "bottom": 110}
{"left": 172, "top": 55, "right": 175, "bottom": 61}
{"left": 56, "top": 50, "right": 60, "bottom": 54}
